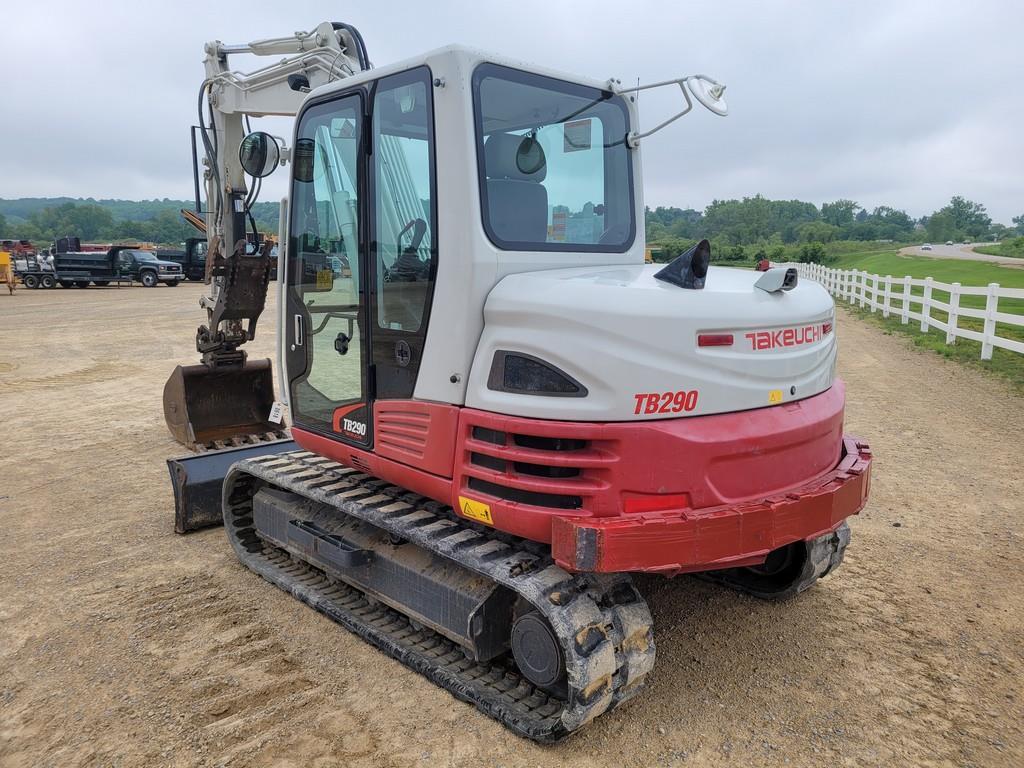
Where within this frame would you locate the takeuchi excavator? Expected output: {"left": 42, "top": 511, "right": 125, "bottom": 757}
{"left": 163, "top": 21, "right": 872, "bottom": 742}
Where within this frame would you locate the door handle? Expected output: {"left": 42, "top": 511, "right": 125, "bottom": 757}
{"left": 294, "top": 313, "right": 304, "bottom": 346}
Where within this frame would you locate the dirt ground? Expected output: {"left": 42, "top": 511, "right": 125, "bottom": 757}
{"left": 1, "top": 282, "right": 1022, "bottom": 768}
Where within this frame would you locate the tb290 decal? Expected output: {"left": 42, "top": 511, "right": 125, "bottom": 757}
{"left": 633, "top": 390, "right": 699, "bottom": 415}
{"left": 332, "top": 403, "right": 368, "bottom": 441}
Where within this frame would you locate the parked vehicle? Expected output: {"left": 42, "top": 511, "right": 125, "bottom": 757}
{"left": 162, "top": 21, "right": 871, "bottom": 742}
{"left": 0, "top": 239, "right": 36, "bottom": 257}
{"left": 159, "top": 236, "right": 279, "bottom": 281}
{"left": 921, "top": 243, "right": 933, "bottom": 251}
{"left": 16, "top": 244, "right": 184, "bottom": 288}
{"left": 156, "top": 237, "right": 208, "bottom": 281}
{"left": 12, "top": 254, "right": 56, "bottom": 288}
{"left": 0, "top": 249, "right": 16, "bottom": 294}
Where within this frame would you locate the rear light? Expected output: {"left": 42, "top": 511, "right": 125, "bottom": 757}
{"left": 623, "top": 492, "right": 691, "bottom": 515}
{"left": 822, "top": 321, "right": 833, "bottom": 335}
{"left": 698, "top": 333, "right": 734, "bottom": 347}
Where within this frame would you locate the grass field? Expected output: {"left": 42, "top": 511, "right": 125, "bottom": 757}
{"left": 824, "top": 250, "right": 1024, "bottom": 390}
{"left": 974, "top": 237, "right": 1024, "bottom": 259}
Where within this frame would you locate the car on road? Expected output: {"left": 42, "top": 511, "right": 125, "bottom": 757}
{"left": 945, "top": 240, "right": 954, "bottom": 245}
{"left": 921, "top": 243, "right": 933, "bottom": 251}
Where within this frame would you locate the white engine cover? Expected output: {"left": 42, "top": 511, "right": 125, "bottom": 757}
{"left": 466, "top": 264, "right": 837, "bottom": 421}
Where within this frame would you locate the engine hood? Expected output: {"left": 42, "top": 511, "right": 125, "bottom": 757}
{"left": 465, "top": 264, "right": 837, "bottom": 421}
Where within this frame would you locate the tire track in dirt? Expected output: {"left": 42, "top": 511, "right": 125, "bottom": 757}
{"left": 123, "top": 575, "right": 386, "bottom": 766}
{"left": 0, "top": 360, "right": 138, "bottom": 392}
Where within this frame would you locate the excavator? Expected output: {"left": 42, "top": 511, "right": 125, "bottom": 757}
{"left": 163, "top": 21, "right": 872, "bottom": 742}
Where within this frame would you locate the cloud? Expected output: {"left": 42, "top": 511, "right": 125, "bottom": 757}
{"left": 3, "top": 0, "right": 1021, "bottom": 222}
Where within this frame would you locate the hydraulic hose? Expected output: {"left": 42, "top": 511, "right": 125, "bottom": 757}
{"left": 331, "top": 22, "right": 370, "bottom": 70}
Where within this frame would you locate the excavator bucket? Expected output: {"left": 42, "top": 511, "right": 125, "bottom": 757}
{"left": 162, "top": 358, "right": 282, "bottom": 450}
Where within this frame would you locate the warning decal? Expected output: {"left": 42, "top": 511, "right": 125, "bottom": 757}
{"left": 458, "top": 496, "right": 494, "bottom": 525}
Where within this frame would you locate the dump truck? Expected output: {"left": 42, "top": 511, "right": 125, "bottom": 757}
{"left": 17, "top": 244, "right": 184, "bottom": 288}
{"left": 164, "top": 21, "right": 872, "bottom": 742}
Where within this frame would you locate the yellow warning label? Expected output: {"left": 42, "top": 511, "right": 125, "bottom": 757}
{"left": 768, "top": 389, "right": 784, "bottom": 404}
{"left": 316, "top": 269, "right": 333, "bottom": 290}
{"left": 458, "top": 496, "right": 493, "bottom": 525}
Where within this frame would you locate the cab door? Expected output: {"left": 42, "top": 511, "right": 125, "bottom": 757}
{"left": 369, "top": 67, "right": 438, "bottom": 400}
{"left": 285, "top": 91, "right": 372, "bottom": 445}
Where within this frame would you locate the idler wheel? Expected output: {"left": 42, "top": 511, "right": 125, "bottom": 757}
{"left": 511, "top": 612, "right": 566, "bottom": 693}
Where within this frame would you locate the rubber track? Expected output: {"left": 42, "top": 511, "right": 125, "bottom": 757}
{"left": 699, "top": 522, "right": 851, "bottom": 600}
{"left": 222, "top": 450, "right": 656, "bottom": 742}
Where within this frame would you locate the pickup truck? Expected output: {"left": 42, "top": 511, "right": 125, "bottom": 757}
{"left": 155, "top": 237, "right": 207, "bottom": 281}
{"left": 158, "top": 237, "right": 279, "bottom": 282}
{"left": 16, "top": 245, "right": 184, "bottom": 288}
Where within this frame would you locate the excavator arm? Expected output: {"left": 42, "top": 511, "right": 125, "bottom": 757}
{"left": 163, "top": 21, "right": 367, "bottom": 450}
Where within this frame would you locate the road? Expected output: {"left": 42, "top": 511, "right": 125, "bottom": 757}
{"left": 1, "top": 284, "right": 1022, "bottom": 767}
{"left": 900, "top": 242, "right": 1022, "bottom": 266}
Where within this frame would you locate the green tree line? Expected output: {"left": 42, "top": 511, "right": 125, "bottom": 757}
{"left": 646, "top": 194, "right": 1022, "bottom": 264}
{"left": 1, "top": 194, "right": 1020, "bottom": 253}
{"left": 0, "top": 198, "right": 279, "bottom": 246}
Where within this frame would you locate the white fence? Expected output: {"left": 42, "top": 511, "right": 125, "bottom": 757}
{"left": 774, "top": 262, "right": 1024, "bottom": 360}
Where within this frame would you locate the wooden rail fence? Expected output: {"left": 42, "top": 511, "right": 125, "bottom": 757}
{"left": 774, "top": 262, "right": 1024, "bottom": 360}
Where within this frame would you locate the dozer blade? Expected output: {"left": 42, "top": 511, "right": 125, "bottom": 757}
{"left": 167, "top": 438, "right": 297, "bottom": 533}
{"left": 163, "top": 359, "right": 282, "bottom": 450}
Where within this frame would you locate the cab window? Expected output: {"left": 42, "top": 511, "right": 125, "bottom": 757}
{"left": 472, "top": 63, "right": 635, "bottom": 252}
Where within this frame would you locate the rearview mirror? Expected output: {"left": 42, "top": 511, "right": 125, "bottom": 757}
{"left": 687, "top": 76, "right": 728, "bottom": 116}
{"left": 239, "top": 132, "right": 280, "bottom": 178}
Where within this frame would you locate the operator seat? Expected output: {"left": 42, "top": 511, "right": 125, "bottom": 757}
{"left": 484, "top": 133, "right": 548, "bottom": 243}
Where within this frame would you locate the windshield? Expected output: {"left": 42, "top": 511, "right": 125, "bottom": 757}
{"left": 472, "top": 63, "right": 635, "bottom": 252}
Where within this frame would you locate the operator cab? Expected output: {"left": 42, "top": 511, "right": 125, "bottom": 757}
{"left": 273, "top": 47, "right": 648, "bottom": 450}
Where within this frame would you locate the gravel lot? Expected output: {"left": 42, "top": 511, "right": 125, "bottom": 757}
{"left": 1, "top": 282, "right": 1022, "bottom": 767}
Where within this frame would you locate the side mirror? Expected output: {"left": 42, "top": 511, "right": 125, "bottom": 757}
{"left": 687, "top": 76, "right": 728, "bottom": 116}
{"left": 239, "top": 131, "right": 281, "bottom": 178}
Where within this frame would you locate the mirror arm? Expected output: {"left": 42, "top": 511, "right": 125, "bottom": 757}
{"left": 617, "top": 75, "right": 724, "bottom": 147}
{"left": 624, "top": 81, "right": 694, "bottom": 148}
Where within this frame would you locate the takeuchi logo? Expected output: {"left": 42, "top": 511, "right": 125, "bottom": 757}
{"left": 745, "top": 322, "right": 833, "bottom": 350}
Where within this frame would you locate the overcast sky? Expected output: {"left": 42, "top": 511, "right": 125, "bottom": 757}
{"left": 3, "top": 0, "right": 1021, "bottom": 222}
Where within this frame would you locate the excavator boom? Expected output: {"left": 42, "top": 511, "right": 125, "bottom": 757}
{"left": 163, "top": 22, "right": 365, "bottom": 453}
